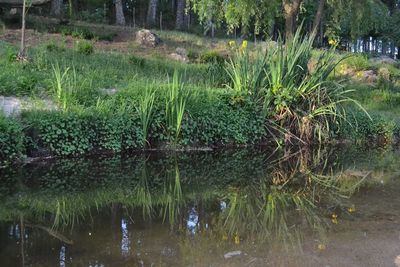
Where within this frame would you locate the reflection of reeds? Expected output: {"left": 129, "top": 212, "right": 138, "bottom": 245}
{"left": 161, "top": 163, "right": 184, "bottom": 226}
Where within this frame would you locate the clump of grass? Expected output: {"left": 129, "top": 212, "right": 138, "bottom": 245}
{"left": 225, "top": 42, "right": 266, "bottom": 97}
{"left": 51, "top": 63, "right": 77, "bottom": 110}
{"left": 165, "top": 71, "right": 191, "bottom": 145}
{"left": 225, "top": 27, "right": 367, "bottom": 144}
{"left": 199, "top": 50, "right": 226, "bottom": 64}
{"left": 340, "top": 53, "right": 369, "bottom": 71}
{"left": 76, "top": 40, "right": 94, "bottom": 55}
{"left": 136, "top": 86, "right": 157, "bottom": 146}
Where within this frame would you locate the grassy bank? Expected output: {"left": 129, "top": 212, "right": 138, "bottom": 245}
{"left": 1, "top": 27, "right": 400, "bottom": 166}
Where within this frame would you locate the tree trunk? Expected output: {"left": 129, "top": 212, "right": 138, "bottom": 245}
{"left": 175, "top": 0, "right": 185, "bottom": 30}
{"left": 115, "top": 0, "right": 125, "bottom": 26}
{"left": 283, "top": 0, "right": 302, "bottom": 40}
{"left": 311, "top": 0, "right": 325, "bottom": 36}
{"left": 147, "top": 0, "right": 158, "bottom": 27}
{"left": 50, "top": 0, "right": 63, "bottom": 17}
{"left": 18, "top": 0, "right": 26, "bottom": 58}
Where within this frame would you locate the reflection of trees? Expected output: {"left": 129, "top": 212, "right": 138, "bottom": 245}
{"left": 0, "top": 146, "right": 393, "bottom": 255}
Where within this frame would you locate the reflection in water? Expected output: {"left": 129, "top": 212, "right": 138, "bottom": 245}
{"left": 0, "top": 146, "right": 399, "bottom": 266}
{"left": 187, "top": 207, "right": 199, "bottom": 235}
{"left": 59, "top": 245, "right": 66, "bottom": 267}
{"left": 121, "top": 218, "right": 130, "bottom": 257}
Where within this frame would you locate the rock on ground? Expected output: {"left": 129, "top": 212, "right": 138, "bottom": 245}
{"left": 169, "top": 47, "right": 189, "bottom": 63}
{"left": 135, "top": 29, "right": 161, "bottom": 47}
{"left": 0, "top": 96, "right": 57, "bottom": 117}
{"left": 369, "top": 55, "right": 397, "bottom": 65}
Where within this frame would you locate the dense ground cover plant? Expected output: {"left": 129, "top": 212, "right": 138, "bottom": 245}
{"left": 0, "top": 114, "right": 24, "bottom": 166}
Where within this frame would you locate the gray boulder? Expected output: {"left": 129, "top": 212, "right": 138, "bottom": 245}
{"left": 135, "top": 29, "right": 161, "bottom": 47}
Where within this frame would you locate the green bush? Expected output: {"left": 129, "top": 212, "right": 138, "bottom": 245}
{"left": 339, "top": 111, "right": 396, "bottom": 143}
{"left": 199, "top": 50, "right": 226, "bottom": 64}
{"left": 21, "top": 110, "right": 143, "bottom": 156}
{"left": 342, "top": 53, "right": 370, "bottom": 71}
{"left": 129, "top": 55, "right": 145, "bottom": 67}
{"left": 0, "top": 114, "right": 24, "bottom": 165}
{"left": 45, "top": 42, "right": 66, "bottom": 53}
{"left": 76, "top": 40, "right": 94, "bottom": 55}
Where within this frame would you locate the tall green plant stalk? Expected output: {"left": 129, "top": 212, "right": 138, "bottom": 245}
{"left": 165, "top": 71, "right": 190, "bottom": 145}
{"left": 225, "top": 45, "right": 267, "bottom": 98}
{"left": 52, "top": 64, "right": 69, "bottom": 111}
{"left": 136, "top": 87, "right": 156, "bottom": 146}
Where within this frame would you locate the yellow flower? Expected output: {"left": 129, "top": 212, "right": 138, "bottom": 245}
{"left": 222, "top": 233, "right": 228, "bottom": 241}
{"left": 234, "top": 233, "right": 240, "bottom": 245}
{"left": 328, "top": 39, "right": 338, "bottom": 46}
{"left": 331, "top": 213, "right": 338, "bottom": 224}
{"left": 318, "top": 244, "right": 326, "bottom": 251}
{"left": 228, "top": 40, "right": 236, "bottom": 48}
{"left": 241, "top": 40, "right": 248, "bottom": 50}
{"left": 348, "top": 205, "right": 355, "bottom": 213}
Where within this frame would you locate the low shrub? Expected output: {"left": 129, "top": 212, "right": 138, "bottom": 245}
{"left": 21, "top": 110, "right": 143, "bottom": 156}
{"left": 0, "top": 114, "right": 24, "bottom": 166}
{"left": 341, "top": 53, "right": 370, "bottom": 71}
{"left": 129, "top": 55, "right": 145, "bottom": 67}
{"left": 199, "top": 50, "right": 226, "bottom": 64}
{"left": 76, "top": 40, "right": 94, "bottom": 55}
{"left": 338, "top": 111, "right": 396, "bottom": 144}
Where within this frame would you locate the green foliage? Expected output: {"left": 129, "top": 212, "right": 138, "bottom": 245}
{"left": 128, "top": 55, "right": 146, "bottom": 67}
{"left": 182, "top": 95, "right": 265, "bottom": 145}
{"left": 199, "top": 50, "right": 226, "bottom": 64}
{"left": 341, "top": 54, "right": 369, "bottom": 71}
{"left": 0, "top": 114, "right": 24, "bottom": 166}
{"left": 76, "top": 40, "right": 94, "bottom": 55}
{"left": 21, "top": 110, "right": 143, "bottom": 156}
{"left": 225, "top": 28, "right": 366, "bottom": 144}
{"left": 339, "top": 111, "right": 396, "bottom": 144}
{"left": 165, "top": 71, "right": 191, "bottom": 144}
{"left": 136, "top": 87, "right": 157, "bottom": 146}
{"left": 51, "top": 64, "right": 76, "bottom": 110}
{"left": 45, "top": 42, "right": 66, "bottom": 53}
{"left": 225, "top": 44, "right": 266, "bottom": 96}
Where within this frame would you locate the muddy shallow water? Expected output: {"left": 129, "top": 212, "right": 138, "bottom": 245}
{"left": 0, "top": 146, "right": 400, "bottom": 267}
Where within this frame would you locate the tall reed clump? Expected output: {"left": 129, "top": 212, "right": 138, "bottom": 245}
{"left": 225, "top": 28, "right": 365, "bottom": 144}
{"left": 51, "top": 63, "right": 77, "bottom": 111}
{"left": 136, "top": 87, "right": 156, "bottom": 146}
{"left": 165, "top": 71, "right": 190, "bottom": 145}
{"left": 225, "top": 40, "right": 267, "bottom": 98}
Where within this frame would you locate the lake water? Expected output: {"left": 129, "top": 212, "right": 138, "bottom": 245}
{"left": 0, "top": 146, "right": 400, "bottom": 267}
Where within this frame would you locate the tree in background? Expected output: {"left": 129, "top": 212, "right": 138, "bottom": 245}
{"left": 115, "top": 0, "right": 125, "bottom": 25}
{"left": 147, "top": 0, "right": 158, "bottom": 27}
{"left": 175, "top": 0, "right": 185, "bottom": 30}
{"left": 50, "top": 0, "right": 63, "bottom": 17}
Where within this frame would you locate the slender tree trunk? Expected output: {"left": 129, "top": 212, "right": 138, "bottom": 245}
{"left": 115, "top": 0, "right": 125, "bottom": 26}
{"left": 68, "top": 0, "right": 73, "bottom": 18}
{"left": 175, "top": 0, "right": 185, "bottom": 30}
{"left": 283, "top": 0, "right": 302, "bottom": 40}
{"left": 18, "top": 0, "right": 26, "bottom": 58}
{"left": 382, "top": 41, "right": 387, "bottom": 55}
{"left": 50, "top": 0, "right": 63, "bottom": 17}
{"left": 311, "top": 0, "right": 325, "bottom": 36}
{"left": 147, "top": 0, "right": 158, "bottom": 27}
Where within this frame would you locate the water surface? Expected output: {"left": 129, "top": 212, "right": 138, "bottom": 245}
{"left": 0, "top": 146, "right": 400, "bottom": 267}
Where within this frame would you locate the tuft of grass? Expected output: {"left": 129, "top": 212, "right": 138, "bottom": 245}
{"left": 165, "top": 71, "right": 191, "bottom": 144}
{"left": 76, "top": 40, "right": 94, "bottom": 55}
{"left": 136, "top": 86, "right": 157, "bottom": 146}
